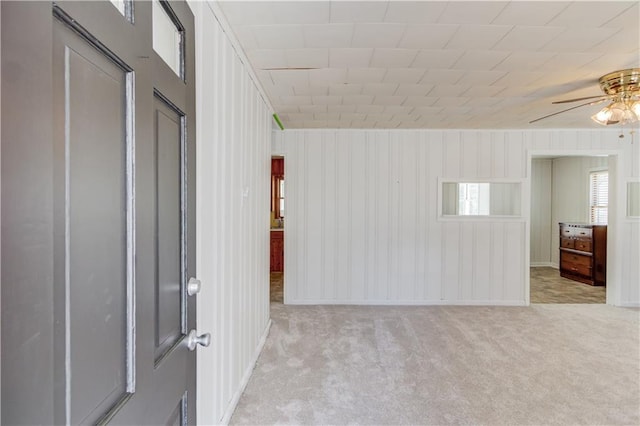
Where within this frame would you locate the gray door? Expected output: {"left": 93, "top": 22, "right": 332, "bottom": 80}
{"left": 1, "top": 1, "right": 200, "bottom": 424}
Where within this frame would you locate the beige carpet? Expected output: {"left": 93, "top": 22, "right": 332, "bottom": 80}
{"left": 230, "top": 302, "right": 639, "bottom": 425}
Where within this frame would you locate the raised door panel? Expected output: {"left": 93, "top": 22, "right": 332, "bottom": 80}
{"left": 52, "top": 16, "right": 134, "bottom": 424}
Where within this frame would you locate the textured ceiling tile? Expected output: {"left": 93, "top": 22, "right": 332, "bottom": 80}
{"left": 279, "top": 95, "right": 312, "bottom": 105}
{"left": 308, "top": 68, "right": 348, "bottom": 85}
{"left": 299, "top": 105, "right": 328, "bottom": 113}
{"left": 493, "top": 26, "right": 565, "bottom": 51}
{"left": 391, "top": 114, "right": 418, "bottom": 122}
{"left": 343, "top": 95, "right": 375, "bottom": 105}
{"left": 271, "top": 2, "right": 330, "bottom": 25}
{"left": 218, "top": 2, "right": 277, "bottom": 25}
{"left": 314, "top": 113, "right": 341, "bottom": 121}
{"left": 330, "top": 1, "right": 389, "bottom": 23}
{"left": 411, "top": 50, "right": 465, "bottom": 68}
{"left": 464, "top": 97, "right": 503, "bottom": 107}
{"left": 491, "top": 1, "right": 570, "bottom": 26}
{"left": 382, "top": 68, "right": 426, "bottom": 84}
{"left": 351, "top": 24, "right": 407, "bottom": 48}
{"left": 428, "top": 84, "right": 470, "bottom": 97}
{"left": 420, "top": 69, "right": 465, "bottom": 84}
{"left": 340, "top": 113, "right": 367, "bottom": 121}
{"left": 590, "top": 30, "right": 640, "bottom": 54}
{"left": 461, "top": 70, "right": 508, "bottom": 86}
{"left": 372, "top": 96, "right": 407, "bottom": 105}
{"left": 252, "top": 25, "right": 305, "bottom": 49}
{"left": 327, "top": 105, "right": 357, "bottom": 113}
{"left": 547, "top": 1, "right": 635, "bottom": 27}
{"left": 398, "top": 24, "right": 459, "bottom": 49}
{"left": 304, "top": 24, "right": 354, "bottom": 48}
{"left": 437, "top": 1, "right": 509, "bottom": 25}
{"left": 462, "top": 86, "right": 505, "bottom": 97}
{"left": 272, "top": 105, "right": 300, "bottom": 113}
{"left": 374, "top": 120, "right": 402, "bottom": 128}
{"left": 329, "top": 83, "right": 363, "bottom": 95}
{"left": 493, "top": 52, "right": 556, "bottom": 71}
{"left": 347, "top": 68, "right": 387, "bottom": 84}
{"left": 364, "top": 113, "right": 387, "bottom": 121}
{"left": 370, "top": 49, "right": 419, "bottom": 68}
{"left": 537, "top": 52, "right": 604, "bottom": 72}
{"left": 384, "top": 105, "right": 415, "bottom": 115}
{"left": 362, "top": 83, "right": 399, "bottom": 96}
{"left": 403, "top": 96, "right": 438, "bottom": 107}
{"left": 293, "top": 85, "right": 329, "bottom": 96}
{"left": 413, "top": 106, "right": 444, "bottom": 115}
{"left": 446, "top": 25, "right": 512, "bottom": 50}
{"left": 285, "top": 48, "right": 329, "bottom": 68}
{"left": 312, "top": 95, "right": 342, "bottom": 105}
{"left": 270, "top": 69, "right": 310, "bottom": 86}
{"left": 329, "top": 48, "right": 374, "bottom": 67}
{"left": 540, "top": 27, "right": 620, "bottom": 52}
{"left": 451, "top": 50, "right": 511, "bottom": 70}
{"left": 247, "top": 49, "right": 288, "bottom": 70}
{"left": 356, "top": 105, "right": 385, "bottom": 114}
{"left": 384, "top": 2, "right": 448, "bottom": 24}
{"left": 433, "top": 97, "right": 471, "bottom": 107}
{"left": 395, "top": 84, "right": 434, "bottom": 96}
{"left": 492, "top": 71, "right": 546, "bottom": 86}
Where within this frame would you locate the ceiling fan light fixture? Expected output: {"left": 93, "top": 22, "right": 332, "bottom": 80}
{"left": 591, "top": 107, "right": 616, "bottom": 125}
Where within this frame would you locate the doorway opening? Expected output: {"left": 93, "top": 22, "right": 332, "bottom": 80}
{"left": 270, "top": 157, "right": 284, "bottom": 303}
{"left": 529, "top": 154, "right": 610, "bottom": 304}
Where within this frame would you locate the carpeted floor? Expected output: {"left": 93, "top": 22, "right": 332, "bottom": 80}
{"left": 530, "top": 266, "right": 606, "bottom": 304}
{"left": 231, "top": 300, "right": 639, "bottom": 425}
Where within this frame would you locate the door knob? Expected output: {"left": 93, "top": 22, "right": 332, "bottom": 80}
{"left": 187, "top": 329, "right": 211, "bottom": 351}
{"left": 187, "top": 278, "right": 201, "bottom": 296}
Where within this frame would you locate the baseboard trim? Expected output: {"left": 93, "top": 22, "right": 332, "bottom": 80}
{"left": 219, "top": 318, "right": 272, "bottom": 425}
{"left": 286, "top": 299, "right": 526, "bottom": 307}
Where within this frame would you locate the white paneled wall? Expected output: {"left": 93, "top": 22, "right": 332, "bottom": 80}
{"left": 530, "top": 159, "right": 552, "bottom": 266}
{"left": 275, "top": 129, "right": 640, "bottom": 307}
{"left": 192, "top": 2, "right": 272, "bottom": 424}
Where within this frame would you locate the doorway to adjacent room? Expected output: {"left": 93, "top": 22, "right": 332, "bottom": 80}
{"left": 270, "top": 157, "right": 284, "bottom": 303}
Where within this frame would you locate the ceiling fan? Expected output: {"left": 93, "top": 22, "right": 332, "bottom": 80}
{"left": 530, "top": 68, "right": 640, "bottom": 125}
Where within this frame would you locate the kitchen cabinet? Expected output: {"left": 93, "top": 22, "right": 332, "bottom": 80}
{"left": 270, "top": 230, "right": 284, "bottom": 272}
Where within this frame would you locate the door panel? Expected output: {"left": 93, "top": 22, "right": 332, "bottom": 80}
{"left": 64, "top": 35, "right": 131, "bottom": 424}
{"left": 154, "top": 93, "right": 186, "bottom": 364}
{"left": 1, "top": 1, "right": 198, "bottom": 424}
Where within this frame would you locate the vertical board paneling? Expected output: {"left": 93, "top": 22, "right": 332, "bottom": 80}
{"left": 194, "top": 3, "right": 272, "bottom": 424}
{"left": 281, "top": 128, "right": 639, "bottom": 307}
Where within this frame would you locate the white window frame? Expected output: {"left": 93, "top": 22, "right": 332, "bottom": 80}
{"left": 589, "top": 168, "right": 608, "bottom": 225}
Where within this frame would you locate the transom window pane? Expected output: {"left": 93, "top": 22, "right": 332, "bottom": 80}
{"left": 153, "top": 0, "right": 184, "bottom": 79}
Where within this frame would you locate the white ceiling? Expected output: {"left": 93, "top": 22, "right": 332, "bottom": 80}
{"left": 217, "top": 1, "right": 640, "bottom": 129}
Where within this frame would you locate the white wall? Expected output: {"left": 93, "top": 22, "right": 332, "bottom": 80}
{"left": 549, "top": 156, "right": 608, "bottom": 266}
{"left": 274, "top": 129, "right": 640, "bottom": 307}
{"left": 530, "top": 159, "right": 552, "bottom": 266}
{"left": 192, "top": 2, "right": 272, "bottom": 424}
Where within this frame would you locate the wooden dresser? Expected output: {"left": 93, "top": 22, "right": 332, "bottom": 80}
{"left": 559, "top": 223, "right": 606, "bottom": 286}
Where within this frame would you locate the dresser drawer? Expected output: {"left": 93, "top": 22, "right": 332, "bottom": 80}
{"left": 563, "top": 262, "right": 592, "bottom": 277}
{"left": 561, "top": 251, "right": 591, "bottom": 267}
{"left": 561, "top": 226, "right": 592, "bottom": 238}
{"left": 574, "top": 239, "right": 592, "bottom": 252}
{"left": 560, "top": 238, "right": 574, "bottom": 249}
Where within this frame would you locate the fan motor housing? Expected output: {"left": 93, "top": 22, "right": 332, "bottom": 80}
{"left": 599, "top": 68, "right": 640, "bottom": 95}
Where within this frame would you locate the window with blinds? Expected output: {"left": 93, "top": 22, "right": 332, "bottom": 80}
{"left": 590, "top": 170, "right": 608, "bottom": 224}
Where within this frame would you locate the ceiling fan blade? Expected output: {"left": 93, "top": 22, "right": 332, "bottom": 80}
{"left": 552, "top": 95, "right": 611, "bottom": 104}
{"left": 529, "top": 98, "right": 610, "bottom": 124}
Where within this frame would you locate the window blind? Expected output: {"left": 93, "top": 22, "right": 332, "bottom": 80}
{"left": 590, "top": 171, "right": 608, "bottom": 224}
